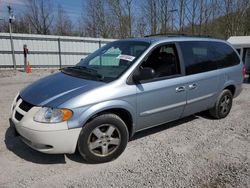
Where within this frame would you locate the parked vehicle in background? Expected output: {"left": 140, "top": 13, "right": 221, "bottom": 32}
{"left": 11, "top": 36, "right": 244, "bottom": 163}
{"left": 228, "top": 36, "right": 250, "bottom": 80}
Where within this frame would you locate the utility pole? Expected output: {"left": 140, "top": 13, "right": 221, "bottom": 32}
{"left": 8, "top": 5, "right": 16, "bottom": 69}
{"left": 169, "top": 9, "right": 178, "bottom": 32}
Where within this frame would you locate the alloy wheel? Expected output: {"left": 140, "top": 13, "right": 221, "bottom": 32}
{"left": 87, "top": 124, "right": 121, "bottom": 157}
{"left": 219, "top": 94, "right": 231, "bottom": 115}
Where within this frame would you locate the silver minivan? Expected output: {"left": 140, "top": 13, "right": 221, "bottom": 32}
{"left": 11, "top": 37, "right": 244, "bottom": 163}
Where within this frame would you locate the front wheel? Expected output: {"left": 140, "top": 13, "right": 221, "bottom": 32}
{"left": 77, "top": 114, "right": 129, "bottom": 163}
{"left": 209, "top": 89, "right": 233, "bottom": 119}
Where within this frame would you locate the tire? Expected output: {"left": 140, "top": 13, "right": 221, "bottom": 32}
{"left": 77, "top": 113, "right": 129, "bottom": 163}
{"left": 209, "top": 89, "right": 233, "bottom": 119}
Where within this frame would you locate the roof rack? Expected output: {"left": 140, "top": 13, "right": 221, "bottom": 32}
{"left": 144, "top": 33, "right": 211, "bottom": 38}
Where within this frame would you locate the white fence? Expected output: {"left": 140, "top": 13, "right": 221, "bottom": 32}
{"left": 0, "top": 33, "right": 115, "bottom": 68}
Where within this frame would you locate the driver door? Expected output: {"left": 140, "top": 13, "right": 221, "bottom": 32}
{"left": 135, "top": 43, "right": 187, "bottom": 130}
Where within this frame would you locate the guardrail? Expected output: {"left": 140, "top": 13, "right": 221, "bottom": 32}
{"left": 0, "top": 33, "right": 115, "bottom": 68}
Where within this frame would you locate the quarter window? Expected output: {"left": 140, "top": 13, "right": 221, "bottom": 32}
{"left": 212, "top": 42, "right": 240, "bottom": 68}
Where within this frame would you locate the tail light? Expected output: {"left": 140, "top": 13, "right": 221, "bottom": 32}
{"left": 242, "top": 66, "right": 246, "bottom": 78}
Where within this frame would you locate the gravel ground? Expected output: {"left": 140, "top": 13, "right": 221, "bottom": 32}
{"left": 0, "top": 70, "right": 249, "bottom": 188}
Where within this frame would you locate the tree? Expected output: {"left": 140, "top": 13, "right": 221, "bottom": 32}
{"left": 0, "top": 20, "right": 8, "bottom": 33}
{"left": 243, "top": 7, "right": 250, "bottom": 35}
{"left": 220, "top": 0, "right": 250, "bottom": 37}
{"left": 79, "top": 0, "right": 112, "bottom": 38}
{"left": 26, "top": 0, "right": 54, "bottom": 34}
{"left": 186, "top": 0, "right": 199, "bottom": 34}
{"left": 141, "top": 0, "right": 158, "bottom": 35}
{"left": 54, "top": 5, "right": 72, "bottom": 35}
{"left": 107, "top": 0, "right": 134, "bottom": 38}
{"left": 13, "top": 13, "right": 33, "bottom": 34}
{"left": 124, "top": 0, "right": 133, "bottom": 37}
{"left": 178, "top": 0, "right": 186, "bottom": 32}
{"left": 158, "top": 0, "right": 171, "bottom": 33}
{"left": 135, "top": 16, "right": 147, "bottom": 37}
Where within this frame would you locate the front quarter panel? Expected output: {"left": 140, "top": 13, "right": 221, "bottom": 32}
{"left": 60, "top": 80, "right": 137, "bottom": 130}
{"left": 67, "top": 99, "right": 136, "bottom": 130}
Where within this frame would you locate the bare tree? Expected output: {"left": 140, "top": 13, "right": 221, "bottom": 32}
{"left": 107, "top": 0, "right": 132, "bottom": 38}
{"left": 0, "top": 13, "right": 32, "bottom": 34}
{"left": 13, "top": 14, "right": 33, "bottom": 34}
{"left": 243, "top": 6, "right": 250, "bottom": 35}
{"left": 178, "top": 0, "right": 186, "bottom": 32}
{"left": 150, "top": 0, "right": 157, "bottom": 34}
{"left": 0, "top": 20, "right": 9, "bottom": 33}
{"left": 54, "top": 5, "right": 72, "bottom": 36}
{"left": 26, "top": 0, "right": 54, "bottom": 34}
{"left": 1, "top": 0, "right": 250, "bottom": 39}
{"left": 158, "top": 0, "right": 171, "bottom": 33}
{"left": 189, "top": 0, "right": 198, "bottom": 34}
{"left": 107, "top": 0, "right": 121, "bottom": 37}
{"left": 221, "top": 0, "right": 250, "bottom": 37}
{"left": 135, "top": 16, "right": 147, "bottom": 36}
{"left": 124, "top": 0, "right": 133, "bottom": 37}
{"left": 141, "top": 0, "right": 158, "bottom": 35}
{"left": 80, "top": 0, "right": 112, "bottom": 38}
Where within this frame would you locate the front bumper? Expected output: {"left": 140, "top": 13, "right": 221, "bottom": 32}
{"left": 15, "top": 124, "right": 81, "bottom": 154}
{"left": 11, "top": 103, "right": 81, "bottom": 154}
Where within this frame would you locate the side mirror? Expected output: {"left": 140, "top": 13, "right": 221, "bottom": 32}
{"left": 133, "top": 67, "right": 155, "bottom": 81}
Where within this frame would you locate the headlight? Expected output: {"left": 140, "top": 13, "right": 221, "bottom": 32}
{"left": 33, "top": 107, "right": 73, "bottom": 123}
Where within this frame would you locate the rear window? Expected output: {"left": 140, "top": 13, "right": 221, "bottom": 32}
{"left": 179, "top": 41, "right": 240, "bottom": 75}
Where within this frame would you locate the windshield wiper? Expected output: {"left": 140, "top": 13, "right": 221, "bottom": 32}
{"left": 74, "top": 66, "right": 98, "bottom": 73}
{"left": 62, "top": 66, "right": 104, "bottom": 81}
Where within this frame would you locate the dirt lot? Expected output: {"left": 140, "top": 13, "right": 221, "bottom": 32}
{"left": 0, "top": 70, "right": 249, "bottom": 188}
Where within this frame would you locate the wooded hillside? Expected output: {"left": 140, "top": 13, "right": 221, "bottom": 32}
{"left": 0, "top": 0, "right": 249, "bottom": 39}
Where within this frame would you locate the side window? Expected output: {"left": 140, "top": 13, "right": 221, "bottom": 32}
{"left": 141, "top": 44, "right": 181, "bottom": 78}
{"left": 211, "top": 42, "right": 240, "bottom": 68}
{"left": 179, "top": 41, "right": 217, "bottom": 75}
{"left": 179, "top": 41, "right": 240, "bottom": 75}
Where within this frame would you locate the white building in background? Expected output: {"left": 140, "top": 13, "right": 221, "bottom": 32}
{"left": 228, "top": 36, "right": 250, "bottom": 76}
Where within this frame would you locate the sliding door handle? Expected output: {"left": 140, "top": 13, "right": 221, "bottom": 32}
{"left": 176, "top": 86, "right": 185, "bottom": 92}
{"left": 189, "top": 83, "right": 198, "bottom": 90}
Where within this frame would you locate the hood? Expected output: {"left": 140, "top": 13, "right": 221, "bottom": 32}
{"left": 20, "top": 72, "right": 105, "bottom": 107}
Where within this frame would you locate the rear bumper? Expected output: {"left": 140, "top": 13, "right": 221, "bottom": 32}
{"left": 11, "top": 106, "right": 81, "bottom": 154}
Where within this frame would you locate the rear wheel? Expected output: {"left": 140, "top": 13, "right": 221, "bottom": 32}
{"left": 209, "top": 89, "right": 233, "bottom": 119}
{"left": 77, "top": 114, "right": 128, "bottom": 163}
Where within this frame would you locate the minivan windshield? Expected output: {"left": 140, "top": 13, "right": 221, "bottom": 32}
{"left": 61, "top": 41, "right": 150, "bottom": 82}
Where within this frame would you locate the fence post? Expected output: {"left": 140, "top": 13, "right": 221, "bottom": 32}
{"left": 98, "top": 40, "right": 101, "bottom": 48}
{"left": 9, "top": 23, "right": 16, "bottom": 69}
{"left": 99, "top": 40, "right": 102, "bottom": 65}
{"left": 58, "top": 38, "right": 62, "bottom": 69}
{"left": 23, "top": 44, "right": 28, "bottom": 72}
